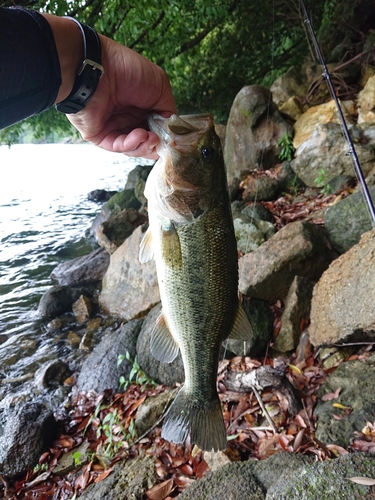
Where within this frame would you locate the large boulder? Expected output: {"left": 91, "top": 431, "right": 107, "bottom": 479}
{"left": 50, "top": 247, "right": 109, "bottom": 286}
{"left": 0, "top": 403, "right": 57, "bottom": 479}
{"left": 224, "top": 85, "right": 292, "bottom": 181}
{"left": 309, "top": 228, "right": 375, "bottom": 346}
{"left": 291, "top": 122, "right": 375, "bottom": 187}
{"left": 76, "top": 320, "right": 143, "bottom": 394}
{"left": 99, "top": 226, "right": 160, "bottom": 321}
{"left": 314, "top": 353, "right": 375, "bottom": 447}
{"left": 358, "top": 74, "right": 375, "bottom": 123}
{"left": 293, "top": 99, "right": 354, "bottom": 149}
{"left": 238, "top": 221, "right": 336, "bottom": 301}
{"left": 324, "top": 186, "right": 375, "bottom": 253}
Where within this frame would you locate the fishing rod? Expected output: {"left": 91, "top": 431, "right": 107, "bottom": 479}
{"left": 299, "top": 0, "right": 375, "bottom": 226}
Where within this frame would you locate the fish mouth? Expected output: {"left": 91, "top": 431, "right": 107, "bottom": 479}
{"left": 149, "top": 113, "right": 214, "bottom": 155}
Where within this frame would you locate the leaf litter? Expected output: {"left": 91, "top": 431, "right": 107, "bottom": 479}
{"left": 1, "top": 185, "right": 373, "bottom": 499}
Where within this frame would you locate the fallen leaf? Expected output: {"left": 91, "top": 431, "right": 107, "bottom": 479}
{"left": 332, "top": 403, "right": 352, "bottom": 410}
{"left": 321, "top": 387, "right": 341, "bottom": 401}
{"left": 347, "top": 477, "right": 375, "bottom": 486}
{"left": 146, "top": 478, "right": 174, "bottom": 500}
{"left": 94, "top": 468, "right": 114, "bottom": 483}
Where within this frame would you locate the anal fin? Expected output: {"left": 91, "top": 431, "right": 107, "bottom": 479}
{"left": 151, "top": 312, "right": 180, "bottom": 363}
{"left": 227, "top": 301, "right": 253, "bottom": 342}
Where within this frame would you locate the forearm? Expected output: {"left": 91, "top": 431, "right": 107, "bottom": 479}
{"left": 41, "top": 14, "right": 83, "bottom": 104}
{"left": 0, "top": 8, "right": 89, "bottom": 127}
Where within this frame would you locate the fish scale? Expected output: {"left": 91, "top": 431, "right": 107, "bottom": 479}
{"left": 140, "top": 113, "right": 253, "bottom": 451}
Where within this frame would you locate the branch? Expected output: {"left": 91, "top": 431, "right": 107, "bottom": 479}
{"left": 129, "top": 11, "right": 165, "bottom": 50}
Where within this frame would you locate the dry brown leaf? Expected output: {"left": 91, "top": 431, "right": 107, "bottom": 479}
{"left": 321, "top": 387, "right": 341, "bottom": 401}
{"left": 94, "top": 468, "right": 114, "bottom": 483}
{"left": 146, "top": 478, "right": 174, "bottom": 500}
{"left": 347, "top": 477, "right": 375, "bottom": 486}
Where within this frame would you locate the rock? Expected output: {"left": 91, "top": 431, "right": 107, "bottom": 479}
{"left": 273, "top": 276, "right": 315, "bottom": 353}
{"left": 225, "top": 298, "right": 273, "bottom": 357}
{"left": 54, "top": 441, "right": 91, "bottom": 475}
{"left": 87, "top": 189, "right": 117, "bottom": 202}
{"left": 178, "top": 461, "right": 266, "bottom": 500}
{"left": 34, "top": 359, "right": 71, "bottom": 390}
{"left": 136, "top": 304, "right": 184, "bottom": 386}
{"left": 224, "top": 85, "right": 292, "bottom": 180}
{"left": 38, "top": 283, "right": 98, "bottom": 320}
{"left": 50, "top": 247, "right": 109, "bottom": 286}
{"left": 0, "top": 403, "right": 57, "bottom": 479}
{"left": 270, "top": 65, "right": 309, "bottom": 107}
{"left": 358, "top": 74, "right": 375, "bottom": 123}
{"left": 76, "top": 320, "right": 143, "bottom": 394}
{"left": 326, "top": 174, "right": 356, "bottom": 194}
{"left": 78, "top": 455, "right": 155, "bottom": 500}
{"left": 233, "top": 218, "right": 269, "bottom": 254}
{"left": 314, "top": 353, "right": 375, "bottom": 447}
{"left": 293, "top": 99, "right": 354, "bottom": 149}
{"left": 238, "top": 220, "right": 336, "bottom": 301}
{"left": 279, "top": 96, "right": 305, "bottom": 121}
{"left": 134, "top": 389, "right": 175, "bottom": 436}
{"left": 99, "top": 226, "right": 160, "bottom": 321}
{"left": 241, "top": 173, "right": 280, "bottom": 202}
{"left": 277, "top": 161, "right": 305, "bottom": 194}
{"left": 241, "top": 203, "right": 274, "bottom": 223}
{"left": 95, "top": 208, "right": 147, "bottom": 254}
{"left": 72, "top": 295, "right": 93, "bottom": 323}
{"left": 324, "top": 186, "right": 375, "bottom": 253}
{"left": 125, "top": 164, "right": 153, "bottom": 191}
{"left": 105, "top": 188, "right": 142, "bottom": 212}
{"left": 309, "top": 228, "right": 375, "bottom": 346}
{"left": 291, "top": 122, "right": 375, "bottom": 187}
{"left": 267, "top": 453, "right": 375, "bottom": 499}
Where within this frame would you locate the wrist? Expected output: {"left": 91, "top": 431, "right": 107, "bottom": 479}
{"left": 42, "top": 14, "right": 84, "bottom": 103}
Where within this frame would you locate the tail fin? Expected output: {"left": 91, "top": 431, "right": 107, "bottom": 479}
{"left": 161, "top": 387, "right": 227, "bottom": 451}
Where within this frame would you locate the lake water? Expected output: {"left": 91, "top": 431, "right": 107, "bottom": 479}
{"left": 0, "top": 143, "right": 149, "bottom": 347}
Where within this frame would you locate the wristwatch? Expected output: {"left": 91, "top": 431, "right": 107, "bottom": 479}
{"left": 55, "top": 17, "right": 104, "bottom": 114}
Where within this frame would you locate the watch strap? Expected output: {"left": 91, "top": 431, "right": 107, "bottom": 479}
{"left": 55, "top": 18, "right": 104, "bottom": 114}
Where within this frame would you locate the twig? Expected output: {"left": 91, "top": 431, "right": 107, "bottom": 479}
{"left": 250, "top": 385, "right": 279, "bottom": 433}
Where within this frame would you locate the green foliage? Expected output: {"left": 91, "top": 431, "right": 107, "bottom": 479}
{"left": 118, "top": 351, "right": 157, "bottom": 390}
{"left": 2, "top": 0, "right": 371, "bottom": 141}
{"left": 277, "top": 133, "right": 295, "bottom": 162}
{"left": 314, "top": 168, "right": 334, "bottom": 195}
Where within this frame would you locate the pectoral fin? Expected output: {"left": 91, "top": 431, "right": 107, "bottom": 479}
{"left": 227, "top": 301, "right": 253, "bottom": 341}
{"left": 151, "top": 312, "right": 180, "bottom": 363}
{"left": 139, "top": 228, "right": 154, "bottom": 263}
{"left": 161, "top": 224, "right": 182, "bottom": 269}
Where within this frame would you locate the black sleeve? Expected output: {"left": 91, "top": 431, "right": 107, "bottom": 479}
{"left": 0, "top": 7, "right": 62, "bottom": 130}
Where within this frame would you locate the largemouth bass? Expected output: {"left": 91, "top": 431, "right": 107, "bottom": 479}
{"left": 139, "top": 113, "right": 252, "bottom": 451}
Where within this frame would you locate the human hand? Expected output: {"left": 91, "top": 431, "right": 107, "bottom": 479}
{"left": 48, "top": 15, "right": 176, "bottom": 159}
{"left": 68, "top": 35, "right": 177, "bottom": 159}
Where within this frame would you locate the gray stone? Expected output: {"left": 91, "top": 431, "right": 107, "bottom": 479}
{"left": 242, "top": 203, "right": 274, "bottom": 223}
{"left": 125, "top": 164, "right": 153, "bottom": 191}
{"left": 233, "top": 217, "right": 268, "bottom": 254}
{"left": 50, "top": 247, "right": 109, "bottom": 286}
{"left": 324, "top": 186, "right": 375, "bottom": 253}
{"left": 38, "top": 283, "right": 98, "bottom": 320}
{"left": 0, "top": 403, "right": 57, "bottom": 479}
{"left": 309, "top": 228, "right": 375, "bottom": 346}
{"left": 266, "top": 452, "right": 375, "bottom": 499}
{"left": 242, "top": 174, "right": 280, "bottom": 202}
{"left": 134, "top": 389, "right": 175, "bottom": 436}
{"left": 273, "top": 276, "right": 315, "bottom": 353}
{"left": 79, "top": 455, "right": 155, "bottom": 500}
{"left": 270, "top": 65, "right": 309, "bottom": 107}
{"left": 96, "top": 208, "right": 147, "bottom": 254}
{"left": 314, "top": 354, "right": 375, "bottom": 447}
{"left": 239, "top": 220, "right": 336, "bottom": 301}
{"left": 99, "top": 226, "right": 160, "bottom": 321}
{"left": 34, "top": 359, "right": 71, "bottom": 391}
{"left": 136, "top": 304, "right": 184, "bottom": 386}
{"left": 76, "top": 320, "right": 143, "bottom": 394}
{"left": 291, "top": 122, "right": 375, "bottom": 187}
{"left": 179, "top": 461, "right": 266, "bottom": 500}
{"left": 224, "top": 85, "right": 292, "bottom": 180}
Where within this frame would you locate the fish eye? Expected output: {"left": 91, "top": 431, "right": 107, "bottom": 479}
{"left": 201, "top": 146, "right": 215, "bottom": 161}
